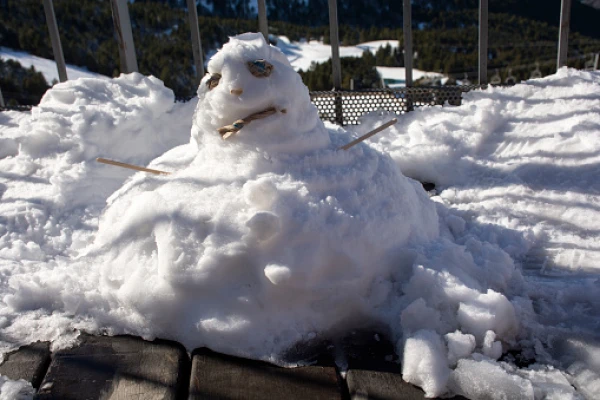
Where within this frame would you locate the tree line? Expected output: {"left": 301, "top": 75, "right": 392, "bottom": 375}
{"left": 0, "top": 0, "right": 598, "bottom": 104}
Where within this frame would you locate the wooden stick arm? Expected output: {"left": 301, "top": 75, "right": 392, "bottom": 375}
{"left": 96, "top": 158, "right": 170, "bottom": 175}
{"left": 339, "top": 118, "right": 397, "bottom": 150}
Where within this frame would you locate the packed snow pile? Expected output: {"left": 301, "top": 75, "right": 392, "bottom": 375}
{"left": 1, "top": 33, "right": 599, "bottom": 399}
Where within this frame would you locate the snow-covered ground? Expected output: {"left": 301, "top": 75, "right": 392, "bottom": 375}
{"left": 275, "top": 36, "right": 394, "bottom": 71}
{"left": 0, "top": 47, "right": 108, "bottom": 84}
{"left": 0, "top": 32, "right": 599, "bottom": 399}
{"left": 376, "top": 66, "right": 445, "bottom": 87}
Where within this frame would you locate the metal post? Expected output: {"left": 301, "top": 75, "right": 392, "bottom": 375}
{"left": 42, "top": 0, "right": 68, "bottom": 82}
{"left": 110, "top": 0, "right": 138, "bottom": 73}
{"left": 557, "top": 0, "right": 572, "bottom": 70}
{"left": 403, "top": 0, "right": 413, "bottom": 87}
{"left": 328, "top": 0, "right": 342, "bottom": 90}
{"left": 329, "top": 0, "right": 342, "bottom": 90}
{"left": 257, "top": 0, "right": 268, "bottom": 42}
{"left": 328, "top": 0, "right": 343, "bottom": 125}
{"left": 478, "top": 0, "right": 488, "bottom": 84}
{"left": 0, "top": 86, "right": 5, "bottom": 108}
{"left": 186, "top": 0, "right": 205, "bottom": 83}
{"left": 594, "top": 53, "right": 599, "bottom": 70}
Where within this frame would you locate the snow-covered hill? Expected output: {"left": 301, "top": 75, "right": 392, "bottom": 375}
{"left": 0, "top": 47, "right": 108, "bottom": 84}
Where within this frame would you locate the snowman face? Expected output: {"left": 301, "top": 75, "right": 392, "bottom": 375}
{"left": 191, "top": 33, "right": 324, "bottom": 151}
{"left": 196, "top": 34, "right": 292, "bottom": 117}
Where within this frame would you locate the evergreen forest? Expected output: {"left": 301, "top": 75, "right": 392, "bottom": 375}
{"left": 1, "top": 0, "right": 599, "bottom": 105}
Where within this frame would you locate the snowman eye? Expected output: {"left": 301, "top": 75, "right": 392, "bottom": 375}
{"left": 247, "top": 59, "right": 273, "bottom": 77}
{"left": 207, "top": 73, "right": 221, "bottom": 90}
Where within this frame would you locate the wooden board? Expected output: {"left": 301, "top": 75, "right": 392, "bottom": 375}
{"left": 0, "top": 341, "right": 51, "bottom": 389}
{"left": 35, "top": 334, "right": 189, "bottom": 400}
{"left": 188, "top": 348, "right": 342, "bottom": 400}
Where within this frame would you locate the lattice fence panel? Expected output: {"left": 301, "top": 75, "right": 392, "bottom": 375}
{"left": 310, "top": 85, "right": 484, "bottom": 125}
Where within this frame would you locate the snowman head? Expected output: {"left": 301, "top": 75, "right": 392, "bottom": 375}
{"left": 191, "top": 33, "right": 328, "bottom": 153}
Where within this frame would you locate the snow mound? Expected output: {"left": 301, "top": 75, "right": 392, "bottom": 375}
{"left": 17, "top": 73, "right": 191, "bottom": 208}
{"left": 90, "top": 32, "right": 441, "bottom": 357}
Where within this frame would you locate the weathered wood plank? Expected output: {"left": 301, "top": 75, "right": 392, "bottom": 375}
{"left": 35, "top": 334, "right": 189, "bottom": 400}
{"left": 189, "top": 348, "right": 342, "bottom": 400}
{"left": 0, "top": 341, "right": 51, "bottom": 389}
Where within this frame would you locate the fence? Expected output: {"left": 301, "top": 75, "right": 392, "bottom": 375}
{"left": 0, "top": 0, "right": 592, "bottom": 121}
{"left": 311, "top": 86, "right": 478, "bottom": 125}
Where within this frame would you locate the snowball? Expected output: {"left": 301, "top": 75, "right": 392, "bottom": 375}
{"left": 402, "top": 330, "right": 451, "bottom": 397}
{"left": 445, "top": 330, "right": 476, "bottom": 367}
{"left": 482, "top": 330, "right": 503, "bottom": 360}
{"left": 243, "top": 177, "right": 279, "bottom": 209}
{"left": 457, "top": 290, "right": 518, "bottom": 343}
{"left": 264, "top": 264, "right": 292, "bottom": 285}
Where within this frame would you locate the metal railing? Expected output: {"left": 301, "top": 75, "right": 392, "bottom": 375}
{"left": 0, "top": 0, "right": 587, "bottom": 111}
{"left": 310, "top": 86, "right": 481, "bottom": 126}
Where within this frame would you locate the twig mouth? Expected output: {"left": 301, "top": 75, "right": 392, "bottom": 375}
{"left": 217, "top": 107, "right": 281, "bottom": 139}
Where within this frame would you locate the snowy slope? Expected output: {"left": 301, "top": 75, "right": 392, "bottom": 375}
{"left": 0, "top": 47, "right": 109, "bottom": 84}
{"left": 0, "top": 35, "right": 599, "bottom": 399}
{"left": 276, "top": 36, "right": 400, "bottom": 71}
{"left": 2, "top": 37, "right": 433, "bottom": 90}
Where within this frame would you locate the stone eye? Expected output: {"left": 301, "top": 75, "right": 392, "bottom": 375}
{"left": 207, "top": 73, "right": 221, "bottom": 90}
{"left": 247, "top": 59, "right": 273, "bottom": 77}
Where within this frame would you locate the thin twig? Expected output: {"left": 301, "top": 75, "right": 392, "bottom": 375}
{"left": 96, "top": 157, "right": 170, "bottom": 175}
{"left": 217, "top": 107, "right": 278, "bottom": 139}
{"left": 339, "top": 118, "right": 398, "bottom": 150}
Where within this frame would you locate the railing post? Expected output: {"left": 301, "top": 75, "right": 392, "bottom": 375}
{"left": 557, "top": 0, "right": 572, "bottom": 70}
{"left": 403, "top": 0, "right": 413, "bottom": 87}
{"left": 186, "top": 0, "right": 205, "bottom": 84}
{"left": 327, "top": 0, "right": 343, "bottom": 125}
{"left": 42, "top": 0, "right": 68, "bottom": 82}
{"left": 328, "top": 0, "right": 342, "bottom": 90}
{"left": 0, "top": 86, "right": 5, "bottom": 108}
{"left": 478, "top": 0, "right": 488, "bottom": 84}
{"left": 257, "top": 0, "right": 268, "bottom": 42}
{"left": 110, "top": 0, "right": 138, "bottom": 74}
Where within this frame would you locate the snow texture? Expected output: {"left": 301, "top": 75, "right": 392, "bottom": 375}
{"left": 1, "top": 33, "right": 599, "bottom": 399}
{"left": 0, "top": 375, "right": 34, "bottom": 400}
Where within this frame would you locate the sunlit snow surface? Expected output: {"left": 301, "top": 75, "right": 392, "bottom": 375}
{"left": 0, "top": 33, "right": 599, "bottom": 399}
{"left": 0, "top": 47, "right": 108, "bottom": 84}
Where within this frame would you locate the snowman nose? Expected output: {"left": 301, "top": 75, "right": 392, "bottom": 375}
{"left": 230, "top": 88, "right": 244, "bottom": 96}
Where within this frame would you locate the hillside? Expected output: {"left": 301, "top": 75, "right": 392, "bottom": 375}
{"left": 142, "top": 0, "right": 600, "bottom": 39}
{"left": 1, "top": 0, "right": 599, "bottom": 103}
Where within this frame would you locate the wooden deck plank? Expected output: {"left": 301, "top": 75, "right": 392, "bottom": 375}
{"left": 35, "top": 334, "right": 189, "bottom": 400}
{"left": 188, "top": 347, "right": 342, "bottom": 400}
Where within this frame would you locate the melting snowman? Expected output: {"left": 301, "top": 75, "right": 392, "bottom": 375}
{"left": 93, "top": 33, "right": 439, "bottom": 360}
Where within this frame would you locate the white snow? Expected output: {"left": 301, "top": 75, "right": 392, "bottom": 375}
{"left": 0, "top": 47, "right": 109, "bottom": 85}
{"left": 0, "top": 33, "right": 599, "bottom": 399}
{"left": 376, "top": 66, "right": 444, "bottom": 87}
{"left": 275, "top": 37, "right": 439, "bottom": 87}
{"left": 0, "top": 375, "right": 34, "bottom": 400}
{"left": 276, "top": 36, "right": 400, "bottom": 72}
